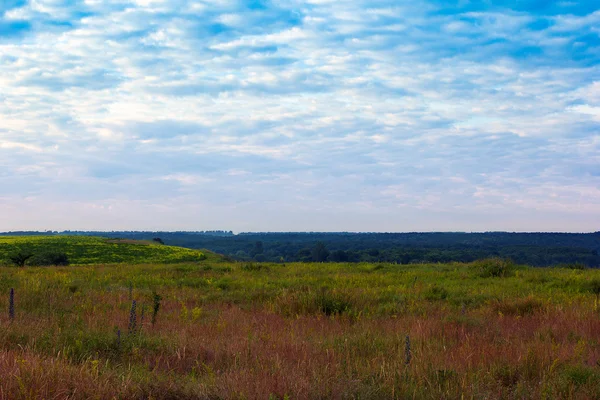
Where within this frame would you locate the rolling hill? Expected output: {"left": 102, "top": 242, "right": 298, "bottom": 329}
{"left": 0, "top": 235, "right": 209, "bottom": 266}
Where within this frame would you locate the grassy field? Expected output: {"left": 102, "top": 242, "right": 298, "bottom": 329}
{"left": 0, "top": 249, "right": 598, "bottom": 399}
{"left": 0, "top": 235, "right": 207, "bottom": 265}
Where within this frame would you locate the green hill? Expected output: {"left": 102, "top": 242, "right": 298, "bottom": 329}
{"left": 0, "top": 235, "right": 209, "bottom": 266}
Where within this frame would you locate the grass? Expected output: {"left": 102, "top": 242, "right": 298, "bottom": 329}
{"left": 0, "top": 235, "right": 208, "bottom": 266}
{"left": 0, "top": 243, "right": 598, "bottom": 398}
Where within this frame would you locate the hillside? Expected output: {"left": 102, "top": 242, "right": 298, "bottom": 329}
{"left": 0, "top": 236, "right": 209, "bottom": 266}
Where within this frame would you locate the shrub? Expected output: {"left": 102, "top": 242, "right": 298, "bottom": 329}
{"left": 560, "top": 365, "right": 598, "bottom": 387}
{"left": 275, "top": 287, "right": 352, "bottom": 316}
{"left": 424, "top": 285, "right": 449, "bottom": 301}
{"left": 8, "top": 251, "right": 33, "bottom": 267}
{"left": 316, "top": 288, "right": 352, "bottom": 316}
{"left": 472, "top": 258, "right": 515, "bottom": 278}
{"left": 215, "top": 278, "right": 232, "bottom": 290}
{"left": 30, "top": 252, "right": 70, "bottom": 266}
{"left": 585, "top": 279, "right": 600, "bottom": 297}
{"left": 371, "top": 264, "right": 385, "bottom": 272}
{"left": 241, "top": 263, "right": 269, "bottom": 272}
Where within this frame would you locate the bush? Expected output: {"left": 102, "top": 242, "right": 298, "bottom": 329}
{"left": 275, "top": 287, "right": 352, "bottom": 316}
{"left": 371, "top": 264, "right": 385, "bottom": 271}
{"left": 424, "top": 285, "right": 449, "bottom": 301}
{"left": 472, "top": 258, "right": 515, "bottom": 278}
{"left": 585, "top": 279, "right": 600, "bottom": 297}
{"left": 559, "top": 365, "right": 598, "bottom": 387}
{"left": 30, "top": 252, "right": 70, "bottom": 266}
{"left": 316, "top": 288, "right": 352, "bottom": 316}
{"left": 8, "top": 251, "right": 33, "bottom": 267}
{"left": 242, "top": 263, "right": 268, "bottom": 272}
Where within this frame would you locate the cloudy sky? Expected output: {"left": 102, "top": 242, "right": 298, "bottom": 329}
{"left": 0, "top": 0, "right": 599, "bottom": 232}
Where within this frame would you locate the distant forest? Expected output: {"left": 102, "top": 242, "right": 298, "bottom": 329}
{"left": 3, "top": 231, "right": 599, "bottom": 267}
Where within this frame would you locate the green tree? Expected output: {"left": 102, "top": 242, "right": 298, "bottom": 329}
{"left": 251, "top": 241, "right": 264, "bottom": 257}
{"left": 312, "top": 242, "right": 330, "bottom": 262}
{"left": 9, "top": 251, "right": 33, "bottom": 267}
{"left": 329, "top": 250, "right": 348, "bottom": 262}
{"left": 296, "top": 248, "right": 312, "bottom": 262}
{"left": 30, "top": 252, "right": 69, "bottom": 266}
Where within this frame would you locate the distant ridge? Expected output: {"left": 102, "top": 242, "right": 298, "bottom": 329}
{"left": 1, "top": 231, "right": 596, "bottom": 267}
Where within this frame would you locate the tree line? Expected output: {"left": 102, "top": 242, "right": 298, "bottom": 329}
{"left": 3, "top": 231, "right": 597, "bottom": 267}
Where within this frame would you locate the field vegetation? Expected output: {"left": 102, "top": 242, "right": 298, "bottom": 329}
{"left": 0, "top": 242, "right": 597, "bottom": 399}
{"left": 0, "top": 236, "right": 207, "bottom": 266}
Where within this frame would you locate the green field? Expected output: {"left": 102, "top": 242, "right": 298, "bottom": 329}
{"left": 0, "top": 237, "right": 599, "bottom": 399}
{"left": 0, "top": 235, "right": 208, "bottom": 265}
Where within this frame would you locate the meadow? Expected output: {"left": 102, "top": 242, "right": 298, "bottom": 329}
{"left": 0, "top": 235, "right": 207, "bottom": 266}
{"left": 0, "top": 239, "right": 599, "bottom": 399}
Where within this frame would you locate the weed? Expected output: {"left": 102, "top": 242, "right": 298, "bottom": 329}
{"left": 435, "top": 369, "right": 456, "bottom": 384}
{"left": 424, "top": 285, "right": 449, "bottom": 301}
{"left": 275, "top": 287, "right": 353, "bottom": 316}
{"left": 241, "top": 263, "right": 269, "bottom": 272}
{"left": 191, "top": 307, "right": 202, "bottom": 321}
{"left": 316, "top": 288, "right": 352, "bottom": 316}
{"left": 585, "top": 279, "right": 600, "bottom": 297}
{"left": 371, "top": 264, "right": 385, "bottom": 272}
{"left": 472, "top": 258, "right": 516, "bottom": 278}
{"left": 560, "top": 365, "right": 598, "bottom": 387}
{"left": 494, "top": 364, "right": 520, "bottom": 387}
{"left": 491, "top": 296, "right": 543, "bottom": 316}
{"left": 444, "top": 314, "right": 484, "bottom": 328}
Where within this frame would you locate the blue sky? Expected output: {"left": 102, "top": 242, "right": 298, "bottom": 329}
{"left": 0, "top": 0, "right": 599, "bottom": 232}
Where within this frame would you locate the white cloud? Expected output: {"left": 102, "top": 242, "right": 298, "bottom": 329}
{"left": 0, "top": 141, "right": 43, "bottom": 152}
{"left": 0, "top": 0, "right": 598, "bottom": 231}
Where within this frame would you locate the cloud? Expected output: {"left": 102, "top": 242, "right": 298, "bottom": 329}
{"left": 0, "top": 0, "right": 598, "bottom": 231}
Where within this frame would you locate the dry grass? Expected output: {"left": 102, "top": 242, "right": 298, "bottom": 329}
{"left": 0, "top": 261, "right": 598, "bottom": 399}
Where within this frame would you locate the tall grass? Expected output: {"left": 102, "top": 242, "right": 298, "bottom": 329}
{"left": 0, "top": 260, "right": 598, "bottom": 398}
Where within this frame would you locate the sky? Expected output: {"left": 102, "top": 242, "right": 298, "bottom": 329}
{"left": 0, "top": 0, "right": 599, "bottom": 233}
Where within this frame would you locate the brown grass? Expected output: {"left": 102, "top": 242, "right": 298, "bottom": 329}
{"left": 0, "top": 261, "right": 598, "bottom": 399}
